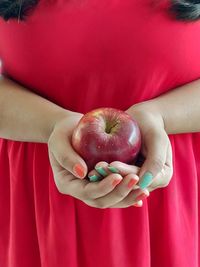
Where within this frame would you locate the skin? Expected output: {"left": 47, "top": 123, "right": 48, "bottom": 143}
{"left": 0, "top": 75, "right": 200, "bottom": 208}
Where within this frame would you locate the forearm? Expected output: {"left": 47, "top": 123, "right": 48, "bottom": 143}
{"left": 0, "top": 75, "right": 70, "bottom": 143}
{"left": 131, "top": 79, "right": 200, "bottom": 134}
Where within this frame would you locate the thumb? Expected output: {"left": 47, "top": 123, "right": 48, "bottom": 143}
{"left": 138, "top": 130, "right": 168, "bottom": 190}
{"left": 48, "top": 131, "right": 88, "bottom": 179}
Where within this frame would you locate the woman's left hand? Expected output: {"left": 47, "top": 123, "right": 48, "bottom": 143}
{"left": 88, "top": 102, "right": 173, "bottom": 201}
{"left": 126, "top": 103, "right": 173, "bottom": 193}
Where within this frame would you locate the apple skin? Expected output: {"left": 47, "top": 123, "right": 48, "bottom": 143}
{"left": 72, "top": 108, "right": 141, "bottom": 171}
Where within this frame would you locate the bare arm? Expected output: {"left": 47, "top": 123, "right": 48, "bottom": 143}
{"left": 130, "top": 78, "right": 200, "bottom": 134}
{"left": 122, "top": 79, "right": 200, "bottom": 193}
{"left": 0, "top": 75, "right": 71, "bottom": 142}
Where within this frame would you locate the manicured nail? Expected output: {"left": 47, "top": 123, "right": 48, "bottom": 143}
{"left": 133, "top": 200, "right": 143, "bottom": 207}
{"left": 88, "top": 174, "right": 100, "bottom": 182}
{"left": 107, "top": 166, "right": 119, "bottom": 173}
{"left": 127, "top": 177, "right": 138, "bottom": 189}
{"left": 112, "top": 178, "right": 122, "bottom": 187}
{"left": 139, "top": 172, "right": 153, "bottom": 189}
{"left": 73, "top": 163, "right": 86, "bottom": 179}
{"left": 135, "top": 191, "right": 149, "bottom": 202}
{"left": 95, "top": 166, "right": 107, "bottom": 177}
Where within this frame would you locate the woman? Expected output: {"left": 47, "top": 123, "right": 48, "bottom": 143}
{"left": 0, "top": 0, "right": 199, "bottom": 266}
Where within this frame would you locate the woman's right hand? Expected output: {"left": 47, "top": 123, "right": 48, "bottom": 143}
{"left": 48, "top": 112, "right": 144, "bottom": 208}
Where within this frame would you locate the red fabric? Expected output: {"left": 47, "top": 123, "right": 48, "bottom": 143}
{"left": 0, "top": 0, "right": 200, "bottom": 266}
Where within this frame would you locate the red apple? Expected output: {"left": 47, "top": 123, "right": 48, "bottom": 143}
{"left": 72, "top": 108, "right": 141, "bottom": 171}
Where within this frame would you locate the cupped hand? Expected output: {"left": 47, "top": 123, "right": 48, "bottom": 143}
{"left": 89, "top": 103, "right": 173, "bottom": 201}
{"left": 48, "top": 112, "right": 143, "bottom": 208}
{"left": 88, "top": 161, "right": 149, "bottom": 208}
{"left": 126, "top": 103, "right": 173, "bottom": 192}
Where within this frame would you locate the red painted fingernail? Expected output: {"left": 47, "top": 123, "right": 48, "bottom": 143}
{"left": 127, "top": 178, "right": 138, "bottom": 189}
{"left": 112, "top": 179, "right": 122, "bottom": 187}
{"left": 73, "top": 163, "right": 86, "bottom": 179}
{"left": 135, "top": 191, "right": 149, "bottom": 202}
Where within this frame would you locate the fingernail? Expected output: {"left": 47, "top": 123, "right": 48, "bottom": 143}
{"left": 73, "top": 163, "right": 86, "bottom": 179}
{"left": 107, "top": 166, "right": 119, "bottom": 173}
{"left": 112, "top": 178, "right": 122, "bottom": 187}
{"left": 139, "top": 172, "right": 153, "bottom": 189}
{"left": 135, "top": 190, "right": 149, "bottom": 202}
{"left": 133, "top": 185, "right": 140, "bottom": 190}
{"left": 133, "top": 200, "right": 143, "bottom": 207}
{"left": 127, "top": 177, "right": 139, "bottom": 189}
{"left": 95, "top": 166, "right": 107, "bottom": 177}
{"left": 88, "top": 174, "right": 100, "bottom": 182}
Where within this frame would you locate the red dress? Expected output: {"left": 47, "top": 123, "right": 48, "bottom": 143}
{"left": 0, "top": 0, "right": 200, "bottom": 266}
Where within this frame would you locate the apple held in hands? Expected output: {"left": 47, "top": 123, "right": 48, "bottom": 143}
{"left": 72, "top": 108, "right": 141, "bottom": 171}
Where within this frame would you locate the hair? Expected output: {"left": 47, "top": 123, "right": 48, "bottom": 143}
{"left": 0, "top": 0, "right": 200, "bottom": 21}
{"left": 0, "top": 0, "right": 39, "bottom": 21}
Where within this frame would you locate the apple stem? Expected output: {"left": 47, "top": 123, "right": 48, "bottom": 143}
{"left": 105, "top": 122, "right": 118, "bottom": 134}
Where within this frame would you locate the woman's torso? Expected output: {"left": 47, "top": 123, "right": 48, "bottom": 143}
{"left": 0, "top": 0, "right": 200, "bottom": 111}
{"left": 0, "top": 1, "right": 200, "bottom": 267}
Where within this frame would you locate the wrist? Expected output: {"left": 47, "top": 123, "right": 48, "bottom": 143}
{"left": 47, "top": 109, "right": 83, "bottom": 143}
{"left": 127, "top": 100, "right": 165, "bottom": 136}
{"left": 45, "top": 109, "right": 74, "bottom": 143}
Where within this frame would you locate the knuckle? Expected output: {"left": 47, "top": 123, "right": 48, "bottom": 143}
{"left": 57, "top": 154, "right": 69, "bottom": 167}
{"left": 159, "top": 177, "right": 171, "bottom": 188}
{"left": 111, "top": 160, "right": 121, "bottom": 164}
{"left": 55, "top": 177, "right": 68, "bottom": 194}
{"left": 97, "top": 184, "right": 113, "bottom": 197}
{"left": 82, "top": 189, "right": 99, "bottom": 201}
{"left": 159, "top": 180, "right": 170, "bottom": 188}
{"left": 151, "top": 158, "right": 164, "bottom": 172}
{"left": 55, "top": 182, "right": 66, "bottom": 194}
{"left": 115, "top": 189, "right": 126, "bottom": 199}
{"left": 160, "top": 181, "right": 169, "bottom": 188}
{"left": 82, "top": 190, "right": 90, "bottom": 200}
{"left": 159, "top": 169, "right": 173, "bottom": 188}
{"left": 57, "top": 187, "right": 65, "bottom": 194}
{"left": 110, "top": 161, "right": 121, "bottom": 166}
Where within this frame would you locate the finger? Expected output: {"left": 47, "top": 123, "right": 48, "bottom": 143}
{"left": 147, "top": 144, "right": 173, "bottom": 192}
{"left": 54, "top": 171, "right": 123, "bottom": 198}
{"left": 108, "top": 161, "right": 140, "bottom": 176}
{"left": 111, "top": 188, "right": 149, "bottom": 208}
{"left": 147, "top": 168, "right": 166, "bottom": 192}
{"left": 110, "top": 193, "right": 148, "bottom": 208}
{"left": 88, "top": 162, "right": 111, "bottom": 181}
{"left": 87, "top": 170, "right": 102, "bottom": 182}
{"left": 85, "top": 173, "right": 140, "bottom": 208}
{"left": 82, "top": 173, "right": 125, "bottom": 199}
{"left": 95, "top": 161, "right": 111, "bottom": 177}
{"left": 92, "top": 161, "right": 140, "bottom": 189}
{"left": 105, "top": 200, "right": 144, "bottom": 209}
{"left": 48, "top": 130, "right": 88, "bottom": 179}
{"left": 105, "top": 188, "right": 149, "bottom": 208}
{"left": 138, "top": 131, "right": 168, "bottom": 190}
{"left": 108, "top": 161, "right": 140, "bottom": 189}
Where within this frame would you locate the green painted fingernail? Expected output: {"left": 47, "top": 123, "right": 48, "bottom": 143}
{"left": 139, "top": 172, "right": 153, "bottom": 189}
{"left": 107, "top": 166, "right": 119, "bottom": 173}
{"left": 88, "top": 175, "right": 100, "bottom": 182}
{"left": 95, "top": 166, "right": 107, "bottom": 177}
